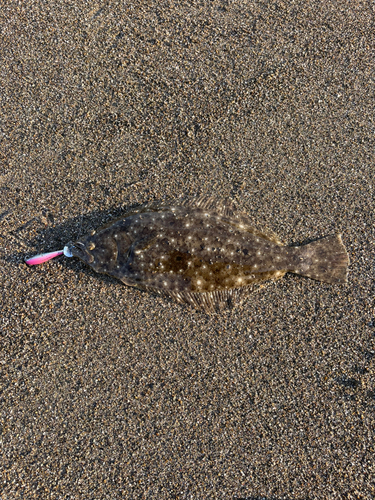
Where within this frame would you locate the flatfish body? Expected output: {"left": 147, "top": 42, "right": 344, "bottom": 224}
{"left": 68, "top": 197, "right": 349, "bottom": 312}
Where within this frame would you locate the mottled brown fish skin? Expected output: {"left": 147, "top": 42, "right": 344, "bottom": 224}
{"left": 69, "top": 200, "right": 349, "bottom": 311}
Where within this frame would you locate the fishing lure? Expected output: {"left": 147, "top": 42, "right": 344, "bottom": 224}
{"left": 26, "top": 198, "right": 349, "bottom": 312}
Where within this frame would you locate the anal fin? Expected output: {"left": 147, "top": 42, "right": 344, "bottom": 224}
{"left": 144, "top": 286, "right": 256, "bottom": 314}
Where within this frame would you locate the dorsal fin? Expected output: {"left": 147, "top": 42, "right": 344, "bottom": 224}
{"left": 226, "top": 213, "right": 284, "bottom": 245}
{"left": 176, "top": 196, "right": 283, "bottom": 244}
{"left": 114, "top": 196, "right": 284, "bottom": 245}
{"left": 177, "top": 195, "right": 237, "bottom": 217}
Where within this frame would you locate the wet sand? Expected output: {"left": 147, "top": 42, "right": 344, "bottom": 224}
{"left": 1, "top": 1, "right": 374, "bottom": 498}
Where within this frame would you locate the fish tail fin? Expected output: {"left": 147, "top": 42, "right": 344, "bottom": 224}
{"left": 295, "top": 234, "right": 349, "bottom": 284}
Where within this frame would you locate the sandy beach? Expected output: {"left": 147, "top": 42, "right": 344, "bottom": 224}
{"left": 1, "top": 1, "right": 374, "bottom": 498}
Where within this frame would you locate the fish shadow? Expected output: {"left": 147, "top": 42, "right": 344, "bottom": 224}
{"left": 9, "top": 204, "right": 142, "bottom": 284}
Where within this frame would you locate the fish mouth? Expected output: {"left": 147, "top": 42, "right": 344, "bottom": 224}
{"left": 70, "top": 242, "right": 94, "bottom": 263}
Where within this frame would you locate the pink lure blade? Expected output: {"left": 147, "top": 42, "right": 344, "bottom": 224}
{"left": 26, "top": 250, "right": 64, "bottom": 266}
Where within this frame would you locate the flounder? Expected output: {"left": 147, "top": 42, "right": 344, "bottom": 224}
{"left": 27, "top": 197, "right": 349, "bottom": 313}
